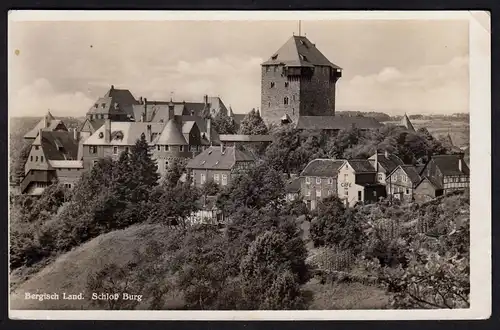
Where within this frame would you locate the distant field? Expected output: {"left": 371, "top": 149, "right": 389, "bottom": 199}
{"left": 384, "top": 119, "right": 470, "bottom": 148}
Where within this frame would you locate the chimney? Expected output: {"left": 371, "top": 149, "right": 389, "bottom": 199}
{"left": 139, "top": 96, "right": 143, "bottom": 105}
{"left": 104, "top": 119, "right": 111, "bottom": 143}
{"left": 206, "top": 118, "right": 212, "bottom": 144}
{"left": 73, "top": 128, "right": 79, "bottom": 141}
{"left": 374, "top": 149, "right": 379, "bottom": 173}
{"left": 220, "top": 141, "right": 225, "bottom": 154}
{"left": 168, "top": 103, "right": 175, "bottom": 121}
{"left": 204, "top": 95, "right": 209, "bottom": 105}
{"left": 147, "top": 124, "right": 152, "bottom": 142}
{"left": 385, "top": 150, "right": 389, "bottom": 159}
{"left": 111, "top": 85, "right": 115, "bottom": 91}
{"left": 458, "top": 157, "right": 462, "bottom": 173}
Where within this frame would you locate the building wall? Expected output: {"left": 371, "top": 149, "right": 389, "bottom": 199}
{"left": 337, "top": 163, "right": 365, "bottom": 207}
{"left": 299, "top": 66, "right": 336, "bottom": 117}
{"left": 300, "top": 175, "right": 337, "bottom": 210}
{"left": 25, "top": 146, "right": 50, "bottom": 174}
{"left": 261, "top": 65, "right": 301, "bottom": 125}
{"left": 355, "top": 172, "right": 377, "bottom": 185}
{"left": 442, "top": 175, "right": 469, "bottom": 194}
{"left": 153, "top": 145, "right": 201, "bottom": 177}
{"left": 414, "top": 179, "right": 439, "bottom": 203}
{"left": 55, "top": 168, "right": 83, "bottom": 188}
{"left": 82, "top": 145, "right": 128, "bottom": 169}
{"left": 191, "top": 168, "right": 232, "bottom": 188}
{"left": 386, "top": 167, "right": 415, "bottom": 202}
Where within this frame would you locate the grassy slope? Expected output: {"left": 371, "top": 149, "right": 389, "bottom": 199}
{"left": 10, "top": 223, "right": 183, "bottom": 310}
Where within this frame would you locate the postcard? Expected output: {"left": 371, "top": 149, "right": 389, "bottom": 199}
{"left": 8, "top": 10, "right": 491, "bottom": 320}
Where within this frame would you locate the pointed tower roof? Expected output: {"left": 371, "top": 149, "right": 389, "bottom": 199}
{"left": 45, "top": 110, "right": 55, "bottom": 121}
{"left": 262, "top": 35, "right": 341, "bottom": 69}
{"left": 228, "top": 106, "right": 234, "bottom": 117}
{"left": 401, "top": 113, "right": 415, "bottom": 131}
{"left": 155, "top": 119, "right": 187, "bottom": 145}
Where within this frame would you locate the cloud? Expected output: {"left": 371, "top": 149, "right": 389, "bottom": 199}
{"left": 9, "top": 78, "right": 94, "bottom": 117}
{"left": 336, "top": 56, "right": 469, "bottom": 114}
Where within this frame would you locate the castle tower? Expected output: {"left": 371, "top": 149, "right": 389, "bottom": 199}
{"left": 260, "top": 35, "right": 342, "bottom": 126}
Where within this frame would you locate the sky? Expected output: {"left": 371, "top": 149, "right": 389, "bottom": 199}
{"left": 8, "top": 19, "right": 469, "bottom": 117}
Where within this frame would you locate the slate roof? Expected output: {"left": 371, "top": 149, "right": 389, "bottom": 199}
{"left": 87, "top": 87, "right": 139, "bottom": 116}
{"left": 347, "top": 159, "right": 376, "bottom": 173}
{"left": 262, "top": 36, "right": 341, "bottom": 69}
{"left": 34, "top": 131, "right": 79, "bottom": 161}
{"left": 369, "top": 152, "right": 405, "bottom": 173}
{"left": 285, "top": 177, "right": 301, "bottom": 193}
{"left": 300, "top": 159, "right": 345, "bottom": 177}
{"left": 24, "top": 112, "right": 67, "bottom": 139}
{"left": 83, "top": 122, "right": 164, "bottom": 146}
{"left": 154, "top": 120, "right": 187, "bottom": 145}
{"left": 432, "top": 154, "right": 470, "bottom": 176}
{"left": 186, "top": 146, "right": 256, "bottom": 170}
{"left": 295, "top": 116, "right": 382, "bottom": 130}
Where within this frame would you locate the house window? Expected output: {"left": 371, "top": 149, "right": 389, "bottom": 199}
{"left": 285, "top": 82, "right": 289, "bottom": 88}
{"left": 270, "top": 82, "right": 275, "bottom": 88}
{"left": 284, "top": 97, "right": 289, "bottom": 105}
{"left": 89, "top": 146, "right": 97, "bottom": 154}
{"left": 41, "top": 156, "right": 44, "bottom": 162}
{"left": 373, "top": 191, "right": 377, "bottom": 197}
{"left": 157, "top": 145, "right": 160, "bottom": 151}
{"left": 200, "top": 173, "right": 206, "bottom": 185}
{"left": 344, "top": 174, "right": 348, "bottom": 181}
{"left": 190, "top": 145, "right": 197, "bottom": 152}
{"left": 316, "top": 177, "right": 321, "bottom": 184}
{"left": 406, "top": 189, "right": 410, "bottom": 195}
{"left": 93, "top": 160, "right": 98, "bottom": 167}
{"left": 113, "top": 146, "right": 118, "bottom": 155}
{"left": 222, "top": 174, "right": 228, "bottom": 186}
{"left": 64, "top": 183, "right": 72, "bottom": 189}
{"left": 30, "top": 156, "right": 33, "bottom": 162}
{"left": 180, "top": 146, "right": 184, "bottom": 152}
{"left": 328, "top": 178, "right": 333, "bottom": 184}
{"left": 402, "top": 175, "right": 407, "bottom": 182}
{"left": 328, "top": 190, "right": 332, "bottom": 196}
{"left": 165, "top": 161, "right": 169, "bottom": 169}
{"left": 316, "top": 190, "right": 321, "bottom": 197}
{"left": 213, "top": 174, "right": 220, "bottom": 183}
{"left": 306, "top": 177, "right": 310, "bottom": 185}
{"left": 125, "top": 147, "right": 129, "bottom": 154}
{"left": 344, "top": 188, "right": 348, "bottom": 196}
{"left": 164, "top": 145, "right": 169, "bottom": 151}
{"left": 35, "top": 146, "right": 39, "bottom": 150}
{"left": 35, "top": 156, "right": 38, "bottom": 162}
{"left": 377, "top": 174, "right": 383, "bottom": 181}
{"left": 306, "top": 190, "right": 311, "bottom": 197}
{"left": 358, "top": 191, "right": 362, "bottom": 201}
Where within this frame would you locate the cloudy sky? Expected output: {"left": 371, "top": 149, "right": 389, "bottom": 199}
{"left": 8, "top": 19, "right": 469, "bottom": 117}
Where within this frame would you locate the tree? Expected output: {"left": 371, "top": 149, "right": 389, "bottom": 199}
{"left": 212, "top": 111, "right": 237, "bottom": 134}
{"left": 163, "top": 158, "right": 186, "bottom": 188}
{"left": 239, "top": 230, "right": 309, "bottom": 309}
{"left": 13, "top": 143, "right": 31, "bottom": 185}
{"left": 310, "top": 196, "right": 363, "bottom": 253}
{"left": 264, "top": 125, "right": 304, "bottom": 177}
{"left": 201, "top": 178, "right": 220, "bottom": 197}
{"left": 238, "top": 108, "right": 268, "bottom": 135}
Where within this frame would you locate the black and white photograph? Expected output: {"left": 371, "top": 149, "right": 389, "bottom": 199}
{"left": 7, "top": 11, "right": 490, "bottom": 320}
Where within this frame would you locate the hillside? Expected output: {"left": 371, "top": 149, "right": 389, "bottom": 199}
{"left": 10, "top": 224, "right": 183, "bottom": 310}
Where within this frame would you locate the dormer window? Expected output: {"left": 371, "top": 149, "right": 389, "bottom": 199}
{"left": 94, "top": 104, "right": 98, "bottom": 108}
{"left": 270, "top": 82, "right": 275, "bottom": 88}
{"left": 271, "top": 54, "right": 278, "bottom": 60}
{"left": 284, "top": 97, "right": 289, "bottom": 105}
{"left": 179, "top": 146, "right": 184, "bottom": 152}
{"left": 299, "top": 54, "right": 308, "bottom": 62}
{"left": 285, "top": 82, "right": 289, "bottom": 88}
{"left": 101, "top": 103, "right": 106, "bottom": 108}
{"left": 98, "top": 132, "right": 104, "bottom": 139}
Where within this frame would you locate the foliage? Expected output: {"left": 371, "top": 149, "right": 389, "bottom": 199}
{"left": 238, "top": 108, "right": 268, "bottom": 135}
{"left": 201, "top": 178, "right": 220, "bottom": 197}
{"left": 212, "top": 111, "right": 237, "bottom": 134}
{"left": 163, "top": 158, "right": 186, "bottom": 189}
{"left": 13, "top": 143, "right": 31, "bottom": 185}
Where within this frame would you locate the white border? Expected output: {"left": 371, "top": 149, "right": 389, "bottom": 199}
{"left": 8, "top": 10, "right": 491, "bottom": 320}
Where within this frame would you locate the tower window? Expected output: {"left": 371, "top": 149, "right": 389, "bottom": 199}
{"left": 284, "top": 97, "right": 289, "bottom": 105}
{"left": 268, "top": 102, "right": 271, "bottom": 107}
{"left": 270, "top": 82, "right": 275, "bottom": 88}
{"left": 285, "top": 82, "right": 289, "bottom": 88}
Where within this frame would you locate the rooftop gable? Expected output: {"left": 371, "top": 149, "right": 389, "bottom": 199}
{"left": 300, "top": 158, "right": 345, "bottom": 177}
{"left": 186, "top": 146, "right": 255, "bottom": 170}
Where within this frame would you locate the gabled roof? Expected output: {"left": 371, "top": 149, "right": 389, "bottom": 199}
{"left": 186, "top": 146, "right": 255, "bottom": 170}
{"left": 36, "top": 131, "right": 79, "bottom": 161}
{"left": 369, "top": 152, "right": 405, "bottom": 173}
{"left": 296, "top": 116, "right": 382, "bottom": 130}
{"left": 83, "top": 122, "right": 164, "bottom": 146}
{"left": 23, "top": 112, "right": 67, "bottom": 139}
{"left": 262, "top": 36, "right": 341, "bottom": 69}
{"left": 387, "top": 165, "right": 422, "bottom": 186}
{"left": 400, "top": 113, "right": 415, "bottom": 131}
{"left": 346, "top": 159, "right": 376, "bottom": 173}
{"left": 88, "top": 86, "right": 139, "bottom": 115}
{"left": 417, "top": 175, "right": 443, "bottom": 190}
{"left": 432, "top": 154, "right": 470, "bottom": 176}
{"left": 300, "top": 159, "right": 345, "bottom": 177}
